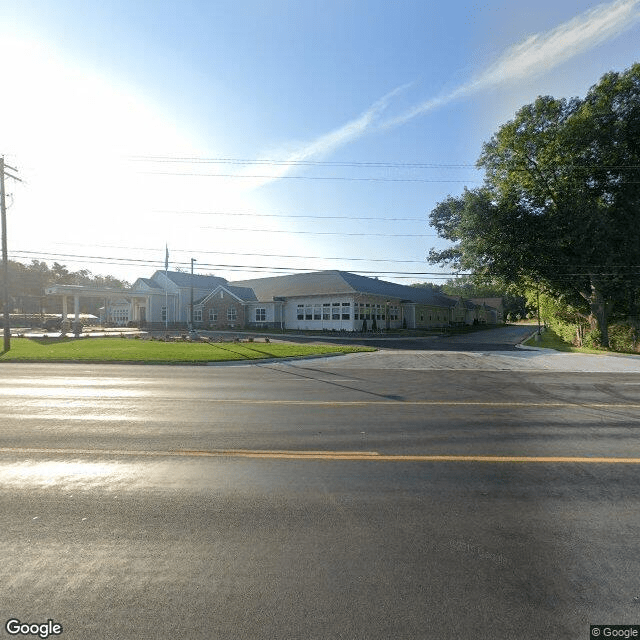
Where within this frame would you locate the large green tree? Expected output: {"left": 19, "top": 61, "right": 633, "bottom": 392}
{"left": 429, "top": 64, "right": 640, "bottom": 346}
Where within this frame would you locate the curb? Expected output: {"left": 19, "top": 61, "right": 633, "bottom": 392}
{"left": 0, "top": 351, "right": 362, "bottom": 367}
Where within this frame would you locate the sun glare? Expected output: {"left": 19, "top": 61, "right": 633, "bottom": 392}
{"left": 0, "top": 31, "right": 285, "bottom": 280}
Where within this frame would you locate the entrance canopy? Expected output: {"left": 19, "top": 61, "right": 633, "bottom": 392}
{"left": 45, "top": 284, "right": 149, "bottom": 324}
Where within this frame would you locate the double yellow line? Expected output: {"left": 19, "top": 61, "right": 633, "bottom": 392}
{"left": 2, "top": 447, "right": 640, "bottom": 463}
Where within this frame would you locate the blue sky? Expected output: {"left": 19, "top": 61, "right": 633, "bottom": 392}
{"left": 1, "top": 0, "right": 639, "bottom": 284}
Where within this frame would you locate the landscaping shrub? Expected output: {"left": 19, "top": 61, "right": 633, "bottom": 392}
{"left": 582, "top": 328, "right": 602, "bottom": 349}
{"left": 608, "top": 323, "right": 639, "bottom": 353}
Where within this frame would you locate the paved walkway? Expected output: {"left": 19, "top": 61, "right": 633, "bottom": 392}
{"left": 302, "top": 325, "right": 640, "bottom": 373}
{"left": 304, "top": 347, "right": 640, "bottom": 372}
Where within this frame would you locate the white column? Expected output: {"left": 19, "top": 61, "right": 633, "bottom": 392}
{"left": 61, "top": 296, "right": 67, "bottom": 322}
{"left": 74, "top": 295, "right": 80, "bottom": 322}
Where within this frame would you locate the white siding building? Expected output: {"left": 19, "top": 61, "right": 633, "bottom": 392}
{"left": 47, "top": 270, "right": 500, "bottom": 331}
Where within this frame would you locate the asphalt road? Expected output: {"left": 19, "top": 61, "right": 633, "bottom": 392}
{"left": 1, "top": 331, "right": 640, "bottom": 639}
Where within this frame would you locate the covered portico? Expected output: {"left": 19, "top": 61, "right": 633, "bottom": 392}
{"left": 45, "top": 284, "right": 149, "bottom": 328}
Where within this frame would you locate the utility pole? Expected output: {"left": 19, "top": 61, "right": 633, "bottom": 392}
{"left": 190, "top": 258, "right": 196, "bottom": 331}
{"left": 537, "top": 285, "right": 541, "bottom": 335}
{"left": 1, "top": 157, "right": 21, "bottom": 352}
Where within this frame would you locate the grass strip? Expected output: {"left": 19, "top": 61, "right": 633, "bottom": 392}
{"left": 0, "top": 337, "right": 375, "bottom": 363}
{"left": 524, "top": 329, "right": 613, "bottom": 354}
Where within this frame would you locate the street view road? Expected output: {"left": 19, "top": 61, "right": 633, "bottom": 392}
{"left": 1, "top": 327, "right": 640, "bottom": 639}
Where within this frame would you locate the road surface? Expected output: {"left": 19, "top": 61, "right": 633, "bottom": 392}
{"left": 1, "top": 330, "right": 639, "bottom": 639}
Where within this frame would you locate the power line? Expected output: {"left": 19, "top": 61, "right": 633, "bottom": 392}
{"left": 8, "top": 250, "right": 467, "bottom": 277}
{"left": 12, "top": 249, "right": 640, "bottom": 279}
{"left": 52, "top": 242, "right": 431, "bottom": 264}
{"left": 141, "top": 171, "right": 479, "bottom": 183}
{"left": 191, "top": 225, "right": 439, "bottom": 237}
{"left": 154, "top": 209, "right": 427, "bottom": 222}
{"left": 48, "top": 242, "right": 640, "bottom": 271}
{"left": 129, "top": 156, "right": 640, "bottom": 171}
{"left": 129, "top": 155, "right": 478, "bottom": 169}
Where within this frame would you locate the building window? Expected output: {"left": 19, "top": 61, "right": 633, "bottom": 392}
{"left": 342, "top": 302, "right": 350, "bottom": 320}
{"left": 209, "top": 309, "right": 218, "bottom": 321}
{"left": 161, "top": 306, "right": 167, "bottom": 322}
{"left": 332, "top": 303, "right": 340, "bottom": 320}
{"left": 227, "top": 307, "right": 237, "bottom": 321}
{"left": 256, "top": 308, "right": 266, "bottom": 322}
{"left": 323, "top": 303, "right": 330, "bottom": 320}
{"left": 305, "top": 306, "right": 312, "bottom": 320}
{"left": 297, "top": 305, "right": 304, "bottom": 320}
{"left": 313, "top": 305, "right": 321, "bottom": 320}
{"left": 193, "top": 309, "right": 202, "bottom": 322}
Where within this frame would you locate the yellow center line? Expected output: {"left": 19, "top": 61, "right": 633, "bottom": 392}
{"left": 122, "top": 399, "right": 639, "bottom": 408}
{"left": 2, "top": 394, "right": 640, "bottom": 408}
{"left": 1, "top": 447, "right": 640, "bottom": 463}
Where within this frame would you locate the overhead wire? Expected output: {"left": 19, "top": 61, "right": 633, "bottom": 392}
{"left": 11, "top": 249, "right": 640, "bottom": 280}
{"left": 140, "top": 171, "right": 478, "bottom": 183}
{"left": 52, "top": 242, "right": 432, "bottom": 264}
{"left": 128, "top": 155, "right": 479, "bottom": 169}
{"left": 190, "top": 225, "right": 439, "bottom": 237}
{"left": 8, "top": 250, "right": 469, "bottom": 278}
{"left": 153, "top": 209, "right": 427, "bottom": 222}
{"left": 128, "top": 155, "right": 640, "bottom": 171}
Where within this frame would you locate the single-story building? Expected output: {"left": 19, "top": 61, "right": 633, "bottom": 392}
{"left": 46, "top": 269, "right": 500, "bottom": 331}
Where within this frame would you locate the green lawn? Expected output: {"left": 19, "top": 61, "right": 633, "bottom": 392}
{"left": 0, "top": 337, "right": 375, "bottom": 363}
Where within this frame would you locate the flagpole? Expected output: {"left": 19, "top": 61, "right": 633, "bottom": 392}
{"left": 164, "top": 244, "right": 169, "bottom": 332}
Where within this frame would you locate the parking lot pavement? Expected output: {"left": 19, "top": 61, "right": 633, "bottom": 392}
{"left": 306, "top": 346, "right": 640, "bottom": 372}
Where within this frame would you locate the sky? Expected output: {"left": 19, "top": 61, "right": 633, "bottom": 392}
{"left": 0, "top": 0, "right": 639, "bottom": 286}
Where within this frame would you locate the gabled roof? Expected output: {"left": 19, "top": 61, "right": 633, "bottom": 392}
{"left": 132, "top": 277, "right": 163, "bottom": 291}
{"left": 231, "top": 270, "right": 455, "bottom": 308}
{"left": 195, "top": 284, "right": 259, "bottom": 305}
{"left": 470, "top": 297, "right": 504, "bottom": 311}
{"left": 339, "top": 272, "right": 457, "bottom": 307}
{"left": 225, "top": 285, "right": 258, "bottom": 302}
{"left": 153, "top": 270, "right": 228, "bottom": 290}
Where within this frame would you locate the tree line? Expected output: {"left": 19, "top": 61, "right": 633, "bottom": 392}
{"left": 3, "top": 260, "right": 129, "bottom": 317}
{"left": 428, "top": 63, "right": 640, "bottom": 350}
{"left": 412, "top": 277, "right": 528, "bottom": 320}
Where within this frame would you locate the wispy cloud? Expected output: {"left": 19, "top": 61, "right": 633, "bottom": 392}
{"left": 384, "top": 0, "right": 640, "bottom": 126}
{"left": 249, "top": 0, "right": 639, "bottom": 181}
{"left": 242, "top": 83, "right": 411, "bottom": 189}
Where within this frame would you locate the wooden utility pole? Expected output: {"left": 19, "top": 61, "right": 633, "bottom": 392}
{"left": 1, "top": 156, "right": 21, "bottom": 352}
{"left": 190, "top": 258, "right": 196, "bottom": 330}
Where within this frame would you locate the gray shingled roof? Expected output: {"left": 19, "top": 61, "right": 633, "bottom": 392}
{"left": 194, "top": 284, "right": 258, "bottom": 305}
{"left": 134, "top": 277, "right": 163, "bottom": 290}
{"left": 339, "top": 271, "right": 457, "bottom": 307}
{"left": 231, "top": 270, "right": 455, "bottom": 308}
{"left": 225, "top": 285, "right": 258, "bottom": 302}
{"left": 231, "top": 271, "right": 351, "bottom": 300}
{"left": 158, "top": 270, "right": 229, "bottom": 289}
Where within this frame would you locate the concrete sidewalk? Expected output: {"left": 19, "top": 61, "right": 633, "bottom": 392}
{"left": 303, "top": 346, "right": 640, "bottom": 372}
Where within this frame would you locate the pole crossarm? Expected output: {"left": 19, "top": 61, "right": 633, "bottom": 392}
{"left": 1, "top": 156, "right": 17, "bottom": 351}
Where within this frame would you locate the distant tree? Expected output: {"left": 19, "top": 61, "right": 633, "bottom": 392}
{"left": 411, "top": 282, "right": 444, "bottom": 293}
{"left": 440, "top": 276, "right": 527, "bottom": 318}
{"left": 428, "top": 64, "right": 640, "bottom": 347}
{"left": 5, "top": 260, "right": 129, "bottom": 315}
